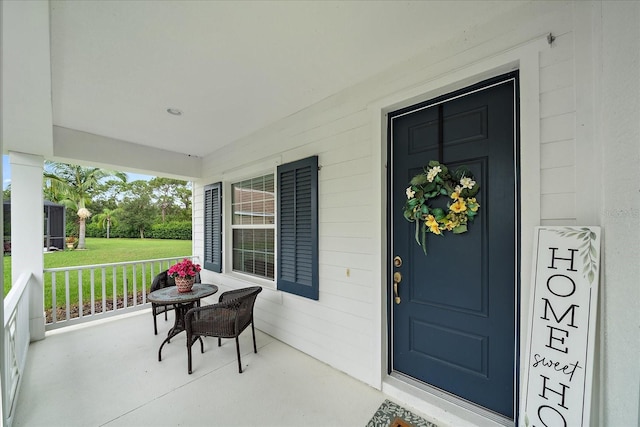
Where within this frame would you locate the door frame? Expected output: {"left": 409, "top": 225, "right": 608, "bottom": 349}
{"left": 369, "top": 38, "right": 545, "bottom": 425}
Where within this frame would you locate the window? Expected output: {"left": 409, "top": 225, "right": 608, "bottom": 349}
{"left": 204, "top": 156, "right": 318, "bottom": 299}
{"left": 231, "top": 174, "right": 275, "bottom": 279}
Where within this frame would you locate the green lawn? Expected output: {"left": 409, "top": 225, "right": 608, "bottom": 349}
{"left": 4, "top": 238, "right": 193, "bottom": 311}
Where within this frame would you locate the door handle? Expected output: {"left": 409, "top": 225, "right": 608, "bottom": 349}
{"left": 393, "top": 271, "right": 402, "bottom": 304}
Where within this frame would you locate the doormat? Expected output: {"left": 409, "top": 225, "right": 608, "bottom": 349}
{"left": 366, "top": 399, "right": 437, "bottom": 427}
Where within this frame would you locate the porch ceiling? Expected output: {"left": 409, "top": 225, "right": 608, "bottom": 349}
{"left": 50, "top": 0, "right": 528, "bottom": 160}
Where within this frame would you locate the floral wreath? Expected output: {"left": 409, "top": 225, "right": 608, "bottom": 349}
{"left": 403, "top": 160, "right": 480, "bottom": 254}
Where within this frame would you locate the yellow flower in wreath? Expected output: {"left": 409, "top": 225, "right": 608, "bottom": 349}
{"left": 443, "top": 219, "right": 456, "bottom": 231}
{"left": 445, "top": 213, "right": 460, "bottom": 229}
{"left": 425, "top": 215, "right": 442, "bottom": 235}
{"left": 467, "top": 197, "right": 480, "bottom": 212}
{"left": 450, "top": 199, "right": 467, "bottom": 214}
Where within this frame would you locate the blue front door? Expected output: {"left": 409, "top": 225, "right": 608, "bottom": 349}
{"left": 389, "top": 74, "right": 519, "bottom": 418}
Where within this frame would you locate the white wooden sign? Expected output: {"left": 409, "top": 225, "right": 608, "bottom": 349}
{"left": 520, "top": 226, "right": 601, "bottom": 427}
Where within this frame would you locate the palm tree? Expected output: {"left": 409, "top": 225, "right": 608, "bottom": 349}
{"left": 44, "top": 162, "right": 127, "bottom": 249}
{"left": 93, "top": 207, "right": 120, "bottom": 239}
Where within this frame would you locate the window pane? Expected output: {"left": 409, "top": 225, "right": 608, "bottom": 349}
{"left": 251, "top": 201, "right": 265, "bottom": 225}
{"left": 265, "top": 198, "right": 275, "bottom": 225}
{"left": 232, "top": 174, "right": 276, "bottom": 225}
{"left": 232, "top": 248, "right": 244, "bottom": 272}
{"left": 236, "top": 203, "right": 252, "bottom": 225}
{"left": 232, "top": 228, "right": 274, "bottom": 280}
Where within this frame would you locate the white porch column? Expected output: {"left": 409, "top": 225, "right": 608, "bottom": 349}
{"left": 10, "top": 152, "right": 45, "bottom": 341}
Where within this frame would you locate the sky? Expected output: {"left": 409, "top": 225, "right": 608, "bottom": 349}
{"left": 2, "top": 155, "right": 153, "bottom": 190}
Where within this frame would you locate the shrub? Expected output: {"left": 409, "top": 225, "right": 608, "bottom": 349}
{"left": 85, "top": 222, "right": 106, "bottom": 238}
{"left": 149, "top": 221, "right": 192, "bottom": 240}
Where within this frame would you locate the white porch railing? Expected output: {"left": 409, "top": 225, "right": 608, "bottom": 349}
{"left": 43, "top": 256, "right": 198, "bottom": 331}
{"left": 3, "top": 272, "right": 32, "bottom": 427}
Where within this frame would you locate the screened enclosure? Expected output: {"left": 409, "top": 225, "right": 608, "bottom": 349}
{"left": 3, "top": 200, "right": 66, "bottom": 253}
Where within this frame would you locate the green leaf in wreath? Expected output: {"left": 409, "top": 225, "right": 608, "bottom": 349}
{"left": 452, "top": 224, "right": 468, "bottom": 234}
{"left": 466, "top": 185, "right": 480, "bottom": 197}
{"left": 442, "top": 181, "right": 454, "bottom": 193}
{"left": 432, "top": 208, "right": 446, "bottom": 220}
{"left": 410, "top": 174, "right": 428, "bottom": 186}
{"left": 421, "top": 224, "right": 427, "bottom": 254}
{"left": 451, "top": 168, "right": 464, "bottom": 181}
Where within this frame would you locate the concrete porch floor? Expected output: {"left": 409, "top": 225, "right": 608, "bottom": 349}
{"left": 13, "top": 309, "right": 397, "bottom": 427}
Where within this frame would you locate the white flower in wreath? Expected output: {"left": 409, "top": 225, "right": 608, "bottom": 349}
{"left": 460, "top": 176, "right": 476, "bottom": 189}
{"left": 426, "top": 165, "right": 442, "bottom": 182}
{"left": 406, "top": 187, "right": 415, "bottom": 199}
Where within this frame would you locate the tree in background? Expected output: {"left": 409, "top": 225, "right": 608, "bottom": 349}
{"left": 93, "top": 178, "right": 129, "bottom": 206}
{"left": 38, "top": 162, "right": 193, "bottom": 241}
{"left": 148, "top": 177, "right": 191, "bottom": 222}
{"left": 92, "top": 207, "right": 121, "bottom": 239}
{"left": 174, "top": 184, "right": 193, "bottom": 220}
{"left": 43, "top": 162, "right": 127, "bottom": 249}
{"left": 118, "top": 192, "right": 157, "bottom": 238}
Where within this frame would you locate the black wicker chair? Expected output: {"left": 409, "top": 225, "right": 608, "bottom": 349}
{"left": 150, "top": 270, "right": 201, "bottom": 334}
{"left": 185, "top": 286, "right": 262, "bottom": 374}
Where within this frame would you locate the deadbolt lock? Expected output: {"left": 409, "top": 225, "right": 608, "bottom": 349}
{"left": 393, "top": 256, "right": 403, "bottom": 267}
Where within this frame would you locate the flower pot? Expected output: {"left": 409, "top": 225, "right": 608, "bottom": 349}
{"left": 175, "top": 276, "right": 195, "bottom": 293}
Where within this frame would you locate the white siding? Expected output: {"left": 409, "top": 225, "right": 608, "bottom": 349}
{"left": 539, "top": 30, "right": 578, "bottom": 224}
{"left": 598, "top": 3, "right": 640, "bottom": 426}
{"left": 192, "top": 2, "right": 639, "bottom": 425}
{"left": 194, "top": 1, "right": 575, "bottom": 386}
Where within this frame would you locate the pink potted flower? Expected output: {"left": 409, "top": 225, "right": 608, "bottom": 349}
{"left": 168, "top": 258, "right": 201, "bottom": 292}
